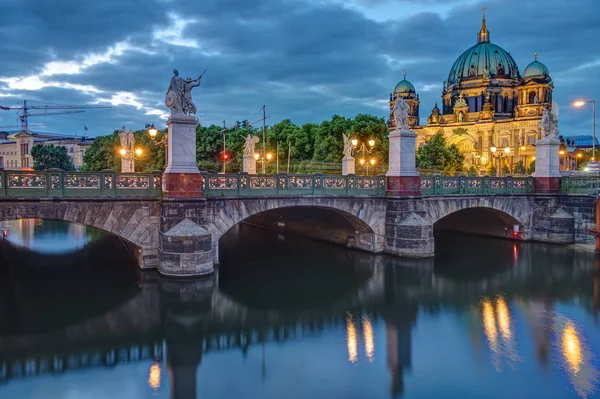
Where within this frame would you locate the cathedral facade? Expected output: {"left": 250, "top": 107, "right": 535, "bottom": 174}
{"left": 388, "top": 12, "right": 553, "bottom": 173}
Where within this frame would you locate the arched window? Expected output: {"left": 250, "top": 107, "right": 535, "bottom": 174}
{"left": 528, "top": 91, "right": 537, "bottom": 104}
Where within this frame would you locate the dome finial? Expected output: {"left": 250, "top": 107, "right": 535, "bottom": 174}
{"left": 403, "top": 71, "right": 407, "bottom": 80}
{"left": 534, "top": 51, "right": 538, "bottom": 60}
{"left": 478, "top": 7, "right": 490, "bottom": 43}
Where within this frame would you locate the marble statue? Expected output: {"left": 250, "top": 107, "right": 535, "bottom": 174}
{"left": 342, "top": 133, "right": 354, "bottom": 157}
{"left": 541, "top": 107, "right": 558, "bottom": 139}
{"left": 393, "top": 98, "right": 410, "bottom": 131}
{"left": 482, "top": 67, "right": 491, "bottom": 79}
{"left": 165, "top": 69, "right": 206, "bottom": 116}
{"left": 119, "top": 126, "right": 135, "bottom": 153}
{"left": 243, "top": 134, "right": 260, "bottom": 155}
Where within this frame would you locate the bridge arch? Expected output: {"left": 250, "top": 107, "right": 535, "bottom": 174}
{"left": 422, "top": 196, "right": 531, "bottom": 226}
{"left": 204, "top": 197, "right": 387, "bottom": 261}
{"left": 0, "top": 200, "right": 161, "bottom": 267}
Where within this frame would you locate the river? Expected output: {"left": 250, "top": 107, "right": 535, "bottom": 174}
{"left": 0, "top": 219, "right": 599, "bottom": 399}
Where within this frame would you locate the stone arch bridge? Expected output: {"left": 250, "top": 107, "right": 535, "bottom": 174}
{"left": 0, "top": 191, "right": 593, "bottom": 277}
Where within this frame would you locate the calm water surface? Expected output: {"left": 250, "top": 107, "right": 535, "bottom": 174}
{"left": 1, "top": 219, "right": 600, "bottom": 399}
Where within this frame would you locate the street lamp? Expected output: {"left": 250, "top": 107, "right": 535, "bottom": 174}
{"left": 574, "top": 99, "right": 596, "bottom": 164}
{"left": 490, "top": 145, "right": 510, "bottom": 177}
{"left": 118, "top": 147, "right": 143, "bottom": 172}
{"left": 146, "top": 123, "right": 167, "bottom": 168}
{"left": 255, "top": 152, "right": 273, "bottom": 173}
{"left": 352, "top": 137, "right": 376, "bottom": 176}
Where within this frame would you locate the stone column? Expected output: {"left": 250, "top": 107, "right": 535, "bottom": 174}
{"left": 533, "top": 137, "right": 561, "bottom": 193}
{"left": 163, "top": 115, "right": 203, "bottom": 197}
{"left": 121, "top": 156, "right": 134, "bottom": 173}
{"left": 243, "top": 154, "right": 257, "bottom": 175}
{"left": 342, "top": 155, "right": 355, "bottom": 176}
{"left": 386, "top": 129, "right": 420, "bottom": 196}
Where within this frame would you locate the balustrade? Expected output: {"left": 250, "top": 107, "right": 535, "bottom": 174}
{"left": 0, "top": 170, "right": 162, "bottom": 198}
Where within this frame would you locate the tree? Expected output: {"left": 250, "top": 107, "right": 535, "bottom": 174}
{"left": 485, "top": 162, "right": 496, "bottom": 175}
{"left": 81, "top": 132, "right": 120, "bottom": 171}
{"left": 513, "top": 160, "right": 525, "bottom": 175}
{"left": 81, "top": 128, "right": 166, "bottom": 172}
{"left": 31, "top": 145, "right": 75, "bottom": 171}
{"left": 527, "top": 160, "right": 536, "bottom": 175}
{"left": 467, "top": 165, "right": 478, "bottom": 176}
{"left": 501, "top": 164, "right": 511, "bottom": 175}
{"left": 416, "top": 131, "right": 464, "bottom": 173}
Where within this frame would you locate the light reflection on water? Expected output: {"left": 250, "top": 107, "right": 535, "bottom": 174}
{"left": 0, "top": 218, "right": 94, "bottom": 254}
{"left": 0, "top": 223, "right": 599, "bottom": 398}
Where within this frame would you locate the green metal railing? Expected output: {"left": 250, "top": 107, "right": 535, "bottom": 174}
{"left": 202, "top": 173, "right": 387, "bottom": 197}
{"left": 420, "top": 175, "right": 534, "bottom": 195}
{"left": 3, "top": 170, "right": 591, "bottom": 198}
{"left": 0, "top": 170, "right": 163, "bottom": 198}
{"left": 561, "top": 177, "right": 600, "bottom": 194}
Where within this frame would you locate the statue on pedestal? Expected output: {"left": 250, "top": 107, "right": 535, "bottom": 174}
{"left": 165, "top": 69, "right": 206, "bottom": 116}
{"left": 540, "top": 107, "right": 558, "bottom": 139}
{"left": 342, "top": 133, "right": 354, "bottom": 158}
{"left": 243, "top": 134, "right": 260, "bottom": 155}
{"left": 119, "top": 126, "right": 135, "bottom": 153}
{"left": 393, "top": 98, "right": 410, "bottom": 131}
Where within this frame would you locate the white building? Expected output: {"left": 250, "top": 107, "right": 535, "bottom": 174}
{"left": 0, "top": 131, "right": 94, "bottom": 170}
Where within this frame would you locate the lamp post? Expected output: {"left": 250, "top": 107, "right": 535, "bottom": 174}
{"left": 490, "top": 145, "right": 510, "bottom": 177}
{"left": 119, "top": 147, "right": 143, "bottom": 172}
{"left": 352, "top": 137, "right": 376, "bottom": 176}
{"left": 254, "top": 152, "right": 273, "bottom": 174}
{"left": 146, "top": 123, "right": 168, "bottom": 168}
{"left": 574, "top": 99, "right": 596, "bottom": 163}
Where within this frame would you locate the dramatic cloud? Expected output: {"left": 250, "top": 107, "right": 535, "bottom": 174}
{"left": 0, "top": 0, "right": 597, "bottom": 136}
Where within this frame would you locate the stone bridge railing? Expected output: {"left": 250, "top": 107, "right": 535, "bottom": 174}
{"left": 0, "top": 170, "right": 598, "bottom": 198}
{"left": 0, "top": 170, "right": 162, "bottom": 198}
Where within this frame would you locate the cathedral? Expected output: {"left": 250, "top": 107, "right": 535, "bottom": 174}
{"left": 388, "top": 10, "right": 552, "bottom": 173}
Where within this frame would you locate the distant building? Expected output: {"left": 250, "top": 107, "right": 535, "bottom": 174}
{"left": 0, "top": 131, "right": 94, "bottom": 170}
{"left": 388, "top": 11, "right": 553, "bottom": 173}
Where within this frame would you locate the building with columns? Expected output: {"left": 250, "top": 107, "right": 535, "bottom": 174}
{"left": 389, "top": 11, "right": 552, "bottom": 173}
{"left": 0, "top": 131, "right": 94, "bottom": 170}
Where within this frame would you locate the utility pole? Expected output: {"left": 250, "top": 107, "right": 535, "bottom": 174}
{"left": 222, "top": 120, "right": 227, "bottom": 174}
{"left": 262, "top": 105, "right": 266, "bottom": 174}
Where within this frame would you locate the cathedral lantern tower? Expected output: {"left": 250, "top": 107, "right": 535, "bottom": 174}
{"left": 516, "top": 52, "right": 553, "bottom": 118}
{"left": 389, "top": 72, "right": 420, "bottom": 129}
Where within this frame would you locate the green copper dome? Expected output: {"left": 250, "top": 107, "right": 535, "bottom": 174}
{"left": 523, "top": 57, "right": 549, "bottom": 78}
{"left": 394, "top": 74, "right": 416, "bottom": 94}
{"left": 447, "top": 17, "right": 520, "bottom": 85}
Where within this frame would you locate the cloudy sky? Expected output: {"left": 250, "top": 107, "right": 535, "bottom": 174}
{"left": 0, "top": 0, "right": 598, "bottom": 137}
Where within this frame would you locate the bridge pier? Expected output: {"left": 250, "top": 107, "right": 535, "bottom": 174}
{"left": 384, "top": 199, "right": 434, "bottom": 258}
{"left": 158, "top": 200, "right": 214, "bottom": 278}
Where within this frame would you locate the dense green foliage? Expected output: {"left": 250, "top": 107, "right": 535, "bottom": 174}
{"left": 82, "top": 129, "right": 166, "bottom": 172}
{"left": 415, "top": 131, "right": 464, "bottom": 174}
{"left": 527, "top": 160, "right": 536, "bottom": 175}
{"left": 31, "top": 145, "right": 75, "bottom": 171}
{"left": 513, "top": 160, "right": 525, "bottom": 175}
{"left": 82, "top": 114, "right": 391, "bottom": 173}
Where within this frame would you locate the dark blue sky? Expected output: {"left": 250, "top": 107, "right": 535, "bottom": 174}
{"left": 0, "top": 0, "right": 598, "bottom": 136}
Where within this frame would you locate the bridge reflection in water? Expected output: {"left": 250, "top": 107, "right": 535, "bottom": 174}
{"left": 0, "top": 221, "right": 599, "bottom": 398}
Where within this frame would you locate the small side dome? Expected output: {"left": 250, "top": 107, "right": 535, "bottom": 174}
{"left": 523, "top": 52, "right": 550, "bottom": 78}
{"left": 394, "top": 72, "right": 416, "bottom": 95}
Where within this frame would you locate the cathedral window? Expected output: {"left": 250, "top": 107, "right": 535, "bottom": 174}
{"left": 528, "top": 91, "right": 537, "bottom": 104}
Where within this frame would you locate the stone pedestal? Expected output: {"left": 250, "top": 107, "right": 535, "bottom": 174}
{"left": 158, "top": 219, "right": 214, "bottom": 277}
{"left": 243, "top": 154, "right": 257, "bottom": 175}
{"left": 342, "top": 156, "right": 355, "bottom": 176}
{"left": 121, "top": 157, "right": 134, "bottom": 173}
{"left": 163, "top": 115, "right": 202, "bottom": 197}
{"left": 386, "top": 129, "right": 420, "bottom": 196}
{"left": 533, "top": 137, "right": 561, "bottom": 193}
